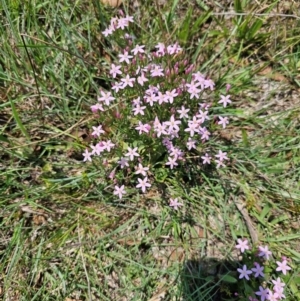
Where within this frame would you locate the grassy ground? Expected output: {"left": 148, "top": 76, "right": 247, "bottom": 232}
{"left": 0, "top": 0, "right": 300, "bottom": 300}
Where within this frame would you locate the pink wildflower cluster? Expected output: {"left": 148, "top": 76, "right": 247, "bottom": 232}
{"left": 235, "top": 239, "right": 292, "bottom": 301}
{"left": 83, "top": 14, "right": 233, "bottom": 199}
{"left": 102, "top": 16, "right": 134, "bottom": 37}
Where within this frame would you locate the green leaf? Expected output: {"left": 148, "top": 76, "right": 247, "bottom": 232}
{"left": 269, "top": 214, "right": 289, "bottom": 225}
{"left": 289, "top": 280, "right": 300, "bottom": 300}
{"left": 238, "top": 15, "right": 252, "bottom": 39}
{"left": 286, "top": 247, "right": 300, "bottom": 260}
{"left": 260, "top": 203, "right": 272, "bottom": 220}
{"left": 166, "top": 0, "right": 179, "bottom": 27}
{"left": 0, "top": 134, "right": 9, "bottom": 143}
{"left": 248, "top": 18, "right": 264, "bottom": 40}
{"left": 177, "top": 8, "right": 192, "bottom": 44}
{"left": 190, "top": 10, "right": 212, "bottom": 35}
{"left": 234, "top": 0, "right": 243, "bottom": 13}
{"left": 154, "top": 167, "right": 168, "bottom": 183}
{"left": 220, "top": 274, "right": 237, "bottom": 283}
{"left": 9, "top": 98, "right": 31, "bottom": 142}
{"left": 241, "top": 129, "right": 249, "bottom": 147}
{"left": 204, "top": 276, "right": 215, "bottom": 282}
{"left": 267, "top": 234, "right": 300, "bottom": 242}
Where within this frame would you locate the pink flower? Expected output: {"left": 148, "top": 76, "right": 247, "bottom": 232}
{"left": 91, "top": 125, "right": 105, "bottom": 137}
{"left": 83, "top": 149, "right": 92, "bottom": 162}
{"left": 204, "top": 79, "right": 215, "bottom": 90}
{"left": 136, "top": 177, "right": 151, "bottom": 193}
{"left": 272, "top": 277, "right": 285, "bottom": 292}
{"left": 118, "top": 51, "right": 133, "bottom": 64}
{"left": 135, "top": 121, "right": 150, "bottom": 134}
{"left": 131, "top": 44, "right": 145, "bottom": 55}
{"left": 215, "top": 159, "right": 226, "bottom": 168}
{"left": 145, "top": 85, "right": 160, "bottom": 95}
{"left": 155, "top": 42, "right": 165, "bottom": 55}
{"left": 276, "top": 260, "right": 291, "bottom": 275}
{"left": 218, "top": 95, "right": 232, "bottom": 107}
{"left": 154, "top": 122, "right": 167, "bottom": 137}
{"left": 125, "top": 147, "right": 139, "bottom": 161}
{"left": 237, "top": 265, "right": 252, "bottom": 280}
{"left": 156, "top": 92, "right": 168, "bottom": 105}
{"left": 193, "top": 71, "right": 205, "bottom": 82}
{"left": 218, "top": 116, "right": 229, "bottom": 129}
{"left": 165, "top": 89, "right": 178, "bottom": 103}
{"left": 169, "top": 147, "right": 184, "bottom": 160}
{"left": 275, "top": 289, "right": 285, "bottom": 300}
{"left": 215, "top": 150, "right": 229, "bottom": 161}
{"left": 187, "top": 85, "right": 201, "bottom": 99}
{"left": 98, "top": 91, "right": 115, "bottom": 106}
{"left": 137, "top": 73, "right": 148, "bottom": 86}
{"left": 90, "top": 143, "right": 104, "bottom": 156}
{"left": 267, "top": 291, "right": 279, "bottom": 301}
{"left": 135, "top": 163, "right": 149, "bottom": 177}
{"left": 132, "top": 97, "right": 141, "bottom": 106}
{"left": 112, "top": 81, "right": 124, "bottom": 93}
{"left": 109, "top": 170, "right": 115, "bottom": 180}
{"left": 124, "top": 15, "right": 134, "bottom": 23}
{"left": 117, "top": 18, "right": 129, "bottom": 29}
{"left": 121, "top": 75, "right": 135, "bottom": 88}
{"left": 110, "top": 64, "right": 122, "bottom": 78}
{"left": 113, "top": 185, "right": 126, "bottom": 199}
{"left": 90, "top": 103, "right": 104, "bottom": 113}
{"left": 132, "top": 104, "right": 146, "bottom": 116}
{"left": 168, "top": 128, "right": 179, "bottom": 139}
{"left": 177, "top": 106, "right": 190, "bottom": 119}
{"left": 167, "top": 43, "right": 182, "bottom": 54}
{"left": 199, "top": 102, "right": 210, "bottom": 110}
{"left": 145, "top": 93, "right": 158, "bottom": 106}
{"left": 184, "top": 123, "right": 197, "bottom": 137}
{"left": 165, "top": 156, "right": 178, "bottom": 169}
{"left": 102, "top": 27, "right": 113, "bottom": 37}
{"left": 118, "top": 157, "right": 129, "bottom": 169}
{"left": 150, "top": 64, "right": 164, "bottom": 77}
{"left": 164, "top": 115, "right": 181, "bottom": 132}
{"left": 199, "top": 127, "right": 210, "bottom": 141}
{"left": 184, "top": 116, "right": 200, "bottom": 137}
{"left": 186, "top": 138, "right": 196, "bottom": 150}
{"left": 102, "top": 140, "right": 115, "bottom": 152}
{"left": 201, "top": 153, "right": 212, "bottom": 164}
{"left": 196, "top": 110, "right": 209, "bottom": 123}
{"left": 235, "top": 238, "right": 250, "bottom": 253}
{"left": 186, "top": 80, "right": 201, "bottom": 90}
{"left": 169, "top": 198, "right": 183, "bottom": 210}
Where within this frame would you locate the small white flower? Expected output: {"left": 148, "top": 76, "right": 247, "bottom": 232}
{"left": 113, "top": 185, "right": 126, "bottom": 199}
{"left": 136, "top": 177, "right": 151, "bottom": 193}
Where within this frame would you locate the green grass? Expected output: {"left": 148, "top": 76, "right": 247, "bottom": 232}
{"left": 1, "top": 0, "right": 300, "bottom": 300}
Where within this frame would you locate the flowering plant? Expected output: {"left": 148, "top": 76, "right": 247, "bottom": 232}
{"left": 232, "top": 239, "right": 293, "bottom": 301}
{"left": 82, "top": 13, "right": 232, "bottom": 202}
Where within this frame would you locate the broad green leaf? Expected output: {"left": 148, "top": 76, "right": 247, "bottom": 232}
{"left": 289, "top": 280, "right": 300, "bottom": 300}
{"left": 220, "top": 274, "right": 237, "bottom": 283}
